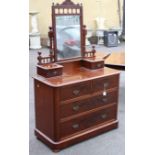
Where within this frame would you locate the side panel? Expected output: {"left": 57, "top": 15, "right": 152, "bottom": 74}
{"left": 34, "top": 80, "right": 55, "bottom": 140}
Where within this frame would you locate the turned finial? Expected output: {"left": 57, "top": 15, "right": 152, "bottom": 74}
{"left": 92, "top": 45, "right": 96, "bottom": 57}
{"left": 37, "top": 52, "right": 42, "bottom": 65}
{"left": 48, "top": 26, "right": 53, "bottom": 37}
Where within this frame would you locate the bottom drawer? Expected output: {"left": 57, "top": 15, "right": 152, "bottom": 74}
{"left": 60, "top": 104, "right": 117, "bottom": 138}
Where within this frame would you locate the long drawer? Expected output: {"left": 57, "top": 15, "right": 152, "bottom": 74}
{"left": 60, "top": 89, "right": 118, "bottom": 118}
{"left": 60, "top": 104, "right": 117, "bottom": 138}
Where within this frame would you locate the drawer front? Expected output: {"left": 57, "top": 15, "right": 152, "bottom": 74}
{"left": 82, "top": 60, "right": 104, "bottom": 70}
{"left": 37, "top": 67, "right": 62, "bottom": 78}
{"left": 60, "top": 81, "right": 91, "bottom": 101}
{"left": 91, "top": 62, "right": 104, "bottom": 70}
{"left": 60, "top": 105, "right": 117, "bottom": 138}
{"left": 60, "top": 90, "right": 118, "bottom": 118}
{"left": 46, "top": 68, "right": 62, "bottom": 77}
{"left": 92, "top": 74, "right": 119, "bottom": 92}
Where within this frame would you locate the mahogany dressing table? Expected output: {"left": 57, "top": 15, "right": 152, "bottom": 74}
{"left": 33, "top": 0, "right": 120, "bottom": 152}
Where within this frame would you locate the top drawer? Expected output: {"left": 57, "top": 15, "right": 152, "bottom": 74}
{"left": 92, "top": 74, "right": 119, "bottom": 92}
{"left": 60, "top": 81, "right": 91, "bottom": 101}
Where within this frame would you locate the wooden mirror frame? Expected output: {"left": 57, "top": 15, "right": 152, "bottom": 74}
{"left": 49, "top": 0, "right": 87, "bottom": 62}
{"left": 36, "top": 0, "right": 106, "bottom": 78}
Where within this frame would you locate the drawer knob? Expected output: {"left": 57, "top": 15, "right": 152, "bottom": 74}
{"left": 73, "top": 89, "right": 80, "bottom": 95}
{"left": 53, "top": 71, "right": 57, "bottom": 75}
{"left": 37, "top": 84, "right": 40, "bottom": 88}
{"left": 72, "top": 105, "right": 80, "bottom": 111}
{"left": 101, "top": 114, "right": 107, "bottom": 119}
{"left": 104, "top": 83, "right": 109, "bottom": 88}
{"left": 97, "top": 64, "right": 102, "bottom": 68}
{"left": 72, "top": 123, "right": 79, "bottom": 129}
{"left": 102, "top": 98, "right": 108, "bottom": 102}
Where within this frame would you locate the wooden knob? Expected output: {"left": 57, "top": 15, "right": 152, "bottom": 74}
{"left": 102, "top": 98, "right": 108, "bottom": 102}
{"left": 72, "top": 123, "right": 79, "bottom": 129}
{"left": 104, "top": 82, "right": 109, "bottom": 88}
{"left": 53, "top": 71, "right": 57, "bottom": 75}
{"left": 72, "top": 105, "right": 80, "bottom": 111}
{"left": 97, "top": 64, "right": 102, "bottom": 68}
{"left": 101, "top": 114, "right": 107, "bottom": 119}
{"left": 73, "top": 89, "right": 80, "bottom": 95}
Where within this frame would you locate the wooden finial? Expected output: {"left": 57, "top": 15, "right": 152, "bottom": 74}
{"left": 48, "top": 27, "right": 53, "bottom": 38}
{"left": 38, "top": 52, "right": 41, "bottom": 56}
{"left": 92, "top": 45, "right": 95, "bottom": 50}
{"left": 92, "top": 45, "right": 96, "bottom": 57}
{"left": 37, "top": 52, "right": 42, "bottom": 65}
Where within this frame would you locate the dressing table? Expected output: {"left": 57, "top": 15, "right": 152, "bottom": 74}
{"left": 33, "top": 0, "right": 120, "bottom": 152}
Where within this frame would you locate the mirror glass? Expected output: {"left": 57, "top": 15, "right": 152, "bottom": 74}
{"left": 55, "top": 15, "right": 81, "bottom": 60}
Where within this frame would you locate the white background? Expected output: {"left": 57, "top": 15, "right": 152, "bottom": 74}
{"left": 0, "top": 0, "right": 155, "bottom": 155}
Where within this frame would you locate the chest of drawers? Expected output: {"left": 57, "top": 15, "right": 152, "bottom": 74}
{"left": 34, "top": 65, "right": 120, "bottom": 152}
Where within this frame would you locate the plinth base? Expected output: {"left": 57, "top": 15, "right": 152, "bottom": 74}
{"left": 35, "top": 120, "right": 118, "bottom": 152}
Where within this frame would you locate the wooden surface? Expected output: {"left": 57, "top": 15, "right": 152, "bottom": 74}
{"left": 34, "top": 62, "right": 120, "bottom": 87}
{"left": 96, "top": 52, "right": 125, "bottom": 70}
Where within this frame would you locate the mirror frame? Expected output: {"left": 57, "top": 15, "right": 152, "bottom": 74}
{"left": 52, "top": 0, "right": 84, "bottom": 62}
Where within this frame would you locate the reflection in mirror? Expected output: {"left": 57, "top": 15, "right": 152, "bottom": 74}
{"left": 56, "top": 15, "right": 81, "bottom": 60}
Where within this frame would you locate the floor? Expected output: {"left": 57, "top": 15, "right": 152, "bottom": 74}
{"left": 29, "top": 42, "right": 125, "bottom": 155}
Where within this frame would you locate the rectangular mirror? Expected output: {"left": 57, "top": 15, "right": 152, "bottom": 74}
{"left": 55, "top": 15, "right": 81, "bottom": 61}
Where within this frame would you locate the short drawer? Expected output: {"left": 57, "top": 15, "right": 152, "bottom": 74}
{"left": 60, "top": 81, "right": 91, "bottom": 101}
{"left": 37, "top": 66, "right": 63, "bottom": 78}
{"left": 60, "top": 105, "right": 117, "bottom": 138}
{"left": 60, "top": 90, "right": 118, "bottom": 118}
{"left": 82, "top": 60, "right": 104, "bottom": 70}
{"left": 92, "top": 74, "right": 119, "bottom": 92}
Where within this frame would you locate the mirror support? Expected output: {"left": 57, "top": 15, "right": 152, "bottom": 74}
{"left": 82, "top": 25, "right": 87, "bottom": 57}
{"left": 48, "top": 26, "right": 55, "bottom": 61}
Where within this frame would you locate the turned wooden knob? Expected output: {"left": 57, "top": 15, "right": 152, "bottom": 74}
{"left": 37, "top": 52, "right": 42, "bottom": 65}
{"left": 102, "top": 98, "right": 108, "bottom": 102}
{"left": 53, "top": 71, "right": 57, "bottom": 75}
{"left": 72, "top": 123, "right": 79, "bottom": 129}
{"left": 104, "top": 82, "right": 109, "bottom": 88}
{"left": 97, "top": 63, "right": 102, "bottom": 68}
{"left": 72, "top": 105, "right": 80, "bottom": 111}
{"left": 101, "top": 114, "right": 107, "bottom": 119}
{"left": 73, "top": 89, "right": 80, "bottom": 95}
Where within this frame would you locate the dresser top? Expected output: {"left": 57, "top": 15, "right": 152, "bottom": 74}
{"left": 34, "top": 66, "right": 120, "bottom": 87}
